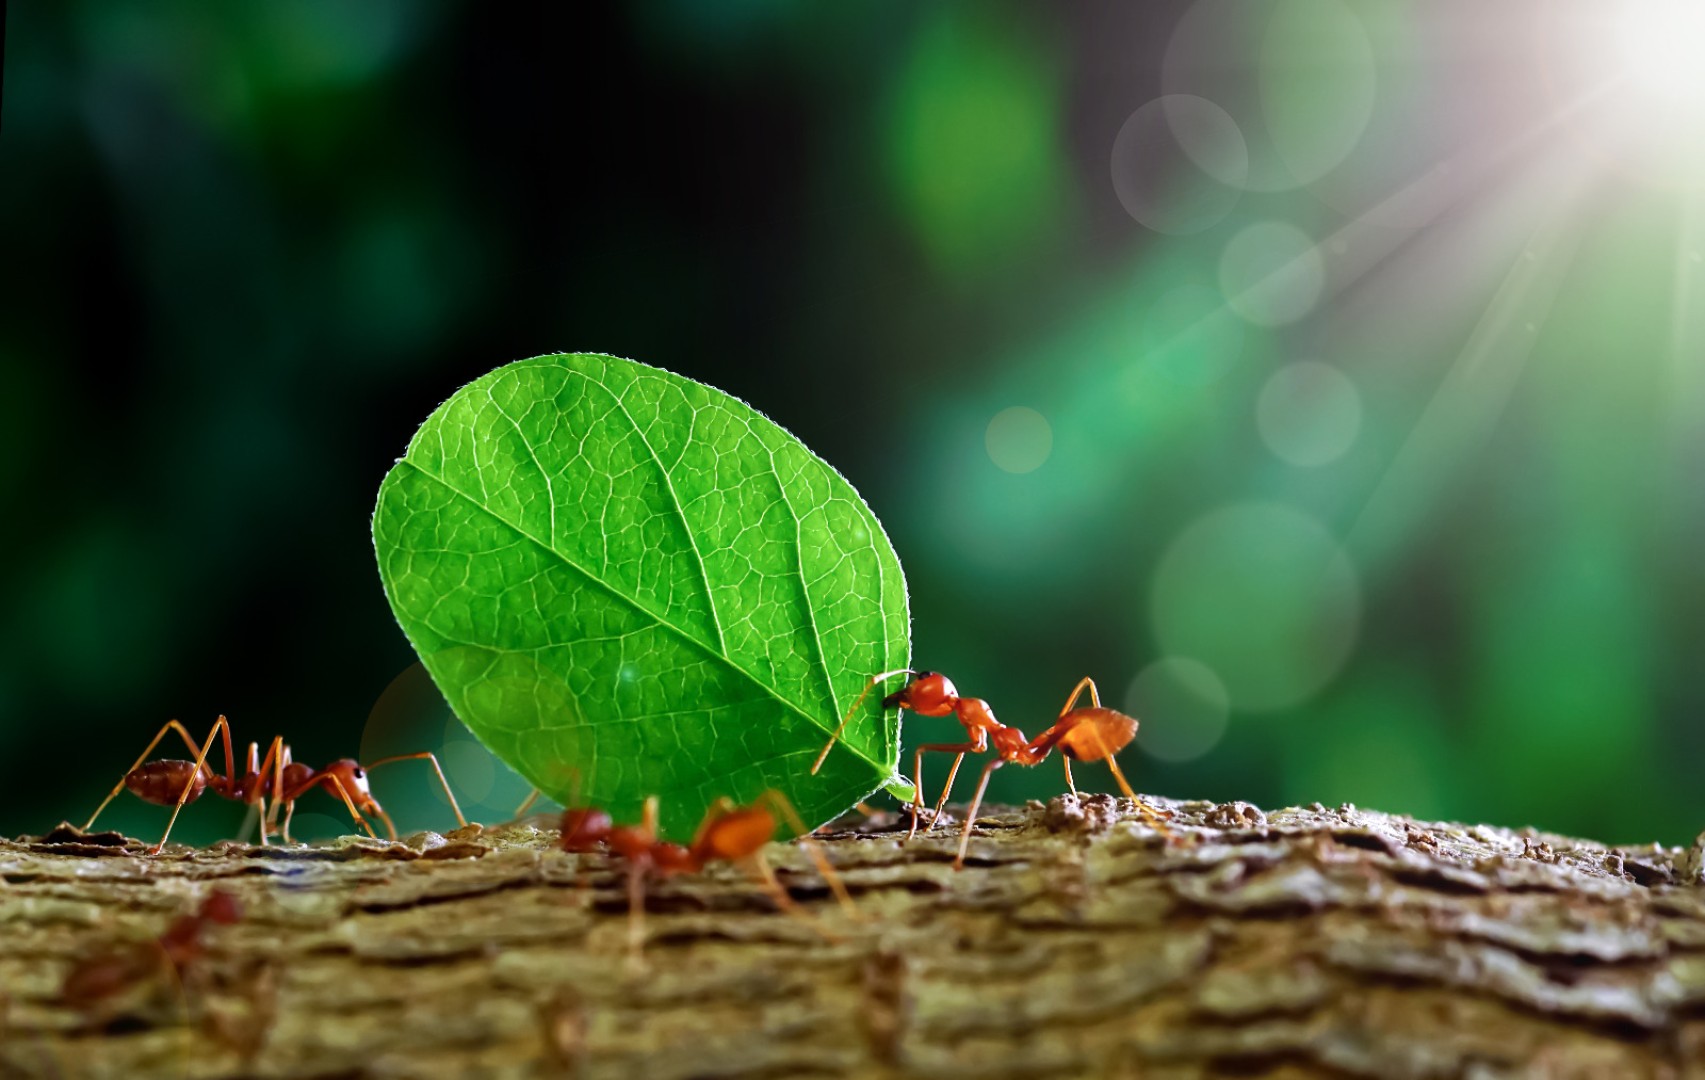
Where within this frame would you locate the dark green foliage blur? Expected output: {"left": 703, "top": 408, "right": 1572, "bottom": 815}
{"left": 2, "top": 2, "right": 1700, "bottom": 845}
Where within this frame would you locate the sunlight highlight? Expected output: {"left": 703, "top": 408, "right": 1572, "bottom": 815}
{"left": 1616, "top": 0, "right": 1705, "bottom": 114}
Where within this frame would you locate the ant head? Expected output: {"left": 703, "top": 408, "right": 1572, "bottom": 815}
{"left": 651, "top": 842, "right": 697, "bottom": 875}
{"left": 560, "top": 807, "right": 613, "bottom": 852}
{"left": 323, "top": 759, "right": 380, "bottom": 813}
{"left": 888, "top": 671, "right": 958, "bottom": 716}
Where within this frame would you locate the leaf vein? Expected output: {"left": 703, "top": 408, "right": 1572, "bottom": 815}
{"left": 391, "top": 459, "right": 886, "bottom": 776}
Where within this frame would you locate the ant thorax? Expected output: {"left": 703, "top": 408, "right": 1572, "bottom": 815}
{"left": 990, "top": 726, "right": 1032, "bottom": 760}
{"left": 651, "top": 842, "right": 697, "bottom": 875}
{"left": 955, "top": 697, "right": 1002, "bottom": 732}
{"left": 605, "top": 825, "right": 655, "bottom": 862}
{"left": 280, "top": 761, "right": 313, "bottom": 785}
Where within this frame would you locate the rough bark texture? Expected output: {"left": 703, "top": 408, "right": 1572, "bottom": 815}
{"left": 5, "top": 795, "right": 1705, "bottom": 1079}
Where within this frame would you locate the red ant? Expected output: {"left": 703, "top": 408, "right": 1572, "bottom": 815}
{"left": 812, "top": 669, "right": 1171, "bottom": 867}
{"left": 61, "top": 889, "right": 244, "bottom": 1009}
{"left": 82, "top": 715, "right": 467, "bottom": 853}
{"left": 559, "top": 790, "right": 856, "bottom": 958}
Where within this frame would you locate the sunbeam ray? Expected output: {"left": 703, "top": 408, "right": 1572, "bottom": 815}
{"left": 1346, "top": 168, "right": 1598, "bottom": 572}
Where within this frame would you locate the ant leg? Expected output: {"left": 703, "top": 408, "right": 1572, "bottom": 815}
{"left": 365, "top": 751, "right": 469, "bottom": 829}
{"left": 152, "top": 717, "right": 232, "bottom": 855}
{"left": 252, "top": 736, "right": 288, "bottom": 846}
{"left": 925, "top": 754, "right": 967, "bottom": 835}
{"left": 1084, "top": 728, "right": 1171, "bottom": 834}
{"left": 319, "top": 776, "right": 379, "bottom": 840}
{"left": 810, "top": 669, "right": 915, "bottom": 775}
{"left": 907, "top": 743, "right": 982, "bottom": 841}
{"left": 1056, "top": 676, "right": 1103, "bottom": 715}
{"left": 907, "top": 745, "right": 927, "bottom": 842}
{"left": 742, "top": 850, "right": 841, "bottom": 941}
{"left": 280, "top": 798, "right": 297, "bottom": 845}
{"left": 514, "top": 789, "right": 542, "bottom": 818}
{"left": 254, "top": 795, "right": 272, "bottom": 847}
{"left": 262, "top": 737, "right": 291, "bottom": 832}
{"left": 751, "top": 790, "right": 857, "bottom": 918}
{"left": 953, "top": 758, "right": 1006, "bottom": 870}
{"left": 687, "top": 796, "right": 738, "bottom": 852}
{"left": 624, "top": 862, "right": 648, "bottom": 966}
{"left": 641, "top": 795, "right": 661, "bottom": 841}
{"left": 1063, "top": 755, "right": 1077, "bottom": 796}
{"left": 83, "top": 720, "right": 206, "bottom": 832}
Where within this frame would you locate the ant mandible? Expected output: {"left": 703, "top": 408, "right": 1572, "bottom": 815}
{"left": 812, "top": 669, "right": 1171, "bottom": 867}
{"left": 82, "top": 715, "right": 467, "bottom": 853}
{"left": 61, "top": 889, "right": 245, "bottom": 1009}
{"left": 559, "top": 790, "right": 856, "bottom": 957}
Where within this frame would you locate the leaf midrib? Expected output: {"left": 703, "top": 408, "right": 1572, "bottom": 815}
{"left": 389, "top": 458, "right": 889, "bottom": 777}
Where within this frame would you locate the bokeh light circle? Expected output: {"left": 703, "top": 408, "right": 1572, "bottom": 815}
{"left": 985, "top": 406, "right": 1053, "bottom": 473}
{"left": 1219, "top": 221, "right": 1325, "bottom": 326}
{"left": 1151, "top": 502, "right": 1360, "bottom": 711}
{"left": 1163, "top": 0, "right": 1377, "bottom": 192}
{"left": 1110, "top": 95, "right": 1249, "bottom": 235}
{"left": 437, "top": 739, "right": 496, "bottom": 805}
{"left": 1256, "top": 361, "right": 1362, "bottom": 466}
{"left": 1125, "top": 657, "right": 1230, "bottom": 763}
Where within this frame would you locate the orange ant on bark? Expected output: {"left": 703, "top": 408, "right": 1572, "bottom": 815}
{"left": 558, "top": 790, "right": 856, "bottom": 958}
{"left": 61, "top": 889, "right": 245, "bottom": 1010}
{"left": 812, "top": 669, "right": 1172, "bottom": 867}
{"left": 82, "top": 715, "right": 467, "bottom": 853}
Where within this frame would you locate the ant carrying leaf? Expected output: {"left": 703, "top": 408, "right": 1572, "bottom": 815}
{"left": 558, "top": 789, "right": 857, "bottom": 960}
{"left": 815, "top": 670, "right": 1172, "bottom": 867}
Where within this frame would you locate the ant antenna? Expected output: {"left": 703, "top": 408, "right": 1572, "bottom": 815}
{"left": 810, "top": 669, "right": 915, "bottom": 775}
{"left": 365, "top": 751, "right": 469, "bottom": 832}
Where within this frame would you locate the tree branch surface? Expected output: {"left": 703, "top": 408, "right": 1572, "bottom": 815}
{"left": 5, "top": 795, "right": 1705, "bottom": 1079}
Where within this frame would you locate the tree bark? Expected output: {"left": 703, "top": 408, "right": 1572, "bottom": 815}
{"left": 4, "top": 795, "right": 1705, "bottom": 1079}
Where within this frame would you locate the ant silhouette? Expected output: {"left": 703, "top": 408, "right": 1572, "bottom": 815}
{"left": 812, "top": 669, "right": 1171, "bottom": 867}
{"left": 559, "top": 790, "right": 856, "bottom": 958}
{"left": 61, "top": 889, "right": 245, "bottom": 1010}
{"left": 83, "top": 715, "right": 467, "bottom": 853}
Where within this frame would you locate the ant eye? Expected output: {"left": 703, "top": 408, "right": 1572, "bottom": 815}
{"left": 352, "top": 767, "right": 365, "bottom": 779}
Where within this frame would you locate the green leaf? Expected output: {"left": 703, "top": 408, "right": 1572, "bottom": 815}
{"left": 373, "top": 353, "right": 910, "bottom": 840}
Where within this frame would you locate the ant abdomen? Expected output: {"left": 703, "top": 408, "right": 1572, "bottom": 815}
{"left": 694, "top": 807, "right": 776, "bottom": 862}
{"left": 1057, "top": 708, "right": 1138, "bottom": 761}
{"left": 124, "top": 760, "right": 212, "bottom": 807}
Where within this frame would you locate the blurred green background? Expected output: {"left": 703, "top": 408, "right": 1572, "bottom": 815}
{"left": 3, "top": 2, "right": 1701, "bottom": 846}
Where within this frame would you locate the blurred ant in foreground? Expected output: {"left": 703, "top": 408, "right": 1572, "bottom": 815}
{"left": 559, "top": 790, "right": 856, "bottom": 958}
{"left": 83, "top": 715, "right": 467, "bottom": 853}
{"left": 61, "top": 890, "right": 244, "bottom": 1010}
{"left": 813, "top": 670, "right": 1171, "bottom": 867}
